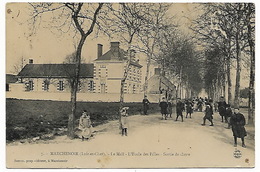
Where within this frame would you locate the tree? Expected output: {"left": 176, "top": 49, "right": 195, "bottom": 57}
{"left": 157, "top": 32, "right": 203, "bottom": 98}
{"left": 191, "top": 4, "right": 235, "bottom": 103}
{"left": 135, "top": 4, "right": 172, "bottom": 97}
{"left": 12, "top": 57, "right": 26, "bottom": 74}
{"left": 63, "top": 51, "right": 86, "bottom": 64}
{"left": 203, "top": 47, "right": 226, "bottom": 100}
{"left": 108, "top": 3, "right": 153, "bottom": 122}
{"left": 192, "top": 3, "right": 254, "bottom": 109}
{"left": 244, "top": 3, "right": 255, "bottom": 124}
{"left": 29, "top": 3, "right": 104, "bottom": 138}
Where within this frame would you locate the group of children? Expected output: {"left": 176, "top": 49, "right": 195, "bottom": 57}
{"left": 200, "top": 96, "right": 247, "bottom": 148}
{"left": 159, "top": 97, "right": 195, "bottom": 122}
{"left": 77, "top": 96, "right": 247, "bottom": 148}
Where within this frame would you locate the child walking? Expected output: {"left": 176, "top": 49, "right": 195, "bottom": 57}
{"left": 120, "top": 107, "right": 129, "bottom": 136}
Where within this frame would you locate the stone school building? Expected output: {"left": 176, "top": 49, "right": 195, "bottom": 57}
{"left": 12, "top": 42, "right": 143, "bottom": 95}
{"left": 7, "top": 42, "right": 176, "bottom": 102}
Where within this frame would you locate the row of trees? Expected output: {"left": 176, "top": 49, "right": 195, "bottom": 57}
{"left": 192, "top": 3, "right": 255, "bottom": 124}
{"left": 29, "top": 3, "right": 200, "bottom": 138}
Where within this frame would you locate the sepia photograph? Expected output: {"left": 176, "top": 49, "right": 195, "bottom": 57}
{"left": 5, "top": 1, "right": 255, "bottom": 169}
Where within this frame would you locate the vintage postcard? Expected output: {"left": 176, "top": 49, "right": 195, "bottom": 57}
{"left": 6, "top": 2, "right": 255, "bottom": 168}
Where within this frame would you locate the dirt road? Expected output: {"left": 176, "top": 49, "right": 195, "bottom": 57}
{"left": 6, "top": 111, "right": 254, "bottom": 168}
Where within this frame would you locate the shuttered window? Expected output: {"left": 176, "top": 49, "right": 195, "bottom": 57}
{"left": 25, "top": 80, "right": 34, "bottom": 91}
{"left": 88, "top": 80, "right": 94, "bottom": 91}
{"left": 57, "top": 81, "right": 64, "bottom": 91}
{"left": 42, "top": 80, "right": 50, "bottom": 91}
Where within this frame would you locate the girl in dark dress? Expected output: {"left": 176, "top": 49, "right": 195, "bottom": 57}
{"left": 230, "top": 108, "right": 247, "bottom": 147}
{"left": 185, "top": 100, "right": 193, "bottom": 118}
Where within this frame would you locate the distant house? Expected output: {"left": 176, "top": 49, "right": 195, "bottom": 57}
{"left": 6, "top": 74, "right": 17, "bottom": 91}
{"left": 15, "top": 41, "right": 142, "bottom": 94}
{"left": 146, "top": 68, "right": 176, "bottom": 100}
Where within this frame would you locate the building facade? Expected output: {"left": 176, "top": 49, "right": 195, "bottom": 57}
{"left": 17, "top": 64, "right": 94, "bottom": 93}
{"left": 15, "top": 42, "right": 142, "bottom": 94}
{"left": 93, "top": 42, "right": 142, "bottom": 94}
{"left": 146, "top": 68, "right": 176, "bottom": 100}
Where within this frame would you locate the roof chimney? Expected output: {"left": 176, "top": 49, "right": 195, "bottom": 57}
{"left": 97, "top": 44, "right": 103, "bottom": 59}
{"left": 111, "top": 42, "right": 120, "bottom": 59}
{"left": 154, "top": 68, "right": 161, "bottom": 75}
{"left": 29, "top": 59, "right": 33, "bottom": 64}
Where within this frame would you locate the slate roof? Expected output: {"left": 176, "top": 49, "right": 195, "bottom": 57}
{"left": 95, "top": 49, "right": 142, "bottom": 68}
{"left": 17, "top": 64, "right": 94, "bottom": 78}
{"left": 6, "top": 74, "right": 17, "bottom": 83}
{"left": 95, "top": 49, "right": 127, "bottom": 61}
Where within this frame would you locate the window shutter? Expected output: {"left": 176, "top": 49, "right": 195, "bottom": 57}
{"left": 57, "top": 82, "right": 60, "bottom": 91}
{"left": 42, "top": 81, "right": 45, "bottom": 90}
{"left": 62, "top": 81, "right": 64, "bottom": 91}
{"left": 88, "top": 81, "right": 91, "bottom": 91}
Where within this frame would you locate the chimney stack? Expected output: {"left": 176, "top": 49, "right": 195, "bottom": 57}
{"left": 97, "top": 44, "right": 103, "bottom": 59}
{"left": 154, "top": 68, "right": 161, "bottom": 75}
{"left": 29, "top": 59, "right": 33, "bottom": 64}
{"left": 110, "top": 42, "right": 120, "bottom": 59}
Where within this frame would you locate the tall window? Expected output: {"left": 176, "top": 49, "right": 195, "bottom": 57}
{"left": 26, "top": 80, "right": 34, "bottom": 91}
{"left": 57, "top": 80, "right": 64, "bottom": 91}
{"left": 88, "top": 80, "right": 94, "bottom": 91}
{"left": 42, "top": 80, "right": 50, "bottom": 91}
{"left": 100, "top": 83, "right": 105, "bottom": 93}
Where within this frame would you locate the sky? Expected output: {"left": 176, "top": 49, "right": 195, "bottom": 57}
{"left": 5, "top": 3, "right": 198, "bottom": 74}
{"left": 5, "top": 2, "right": 250, "bottom": 89}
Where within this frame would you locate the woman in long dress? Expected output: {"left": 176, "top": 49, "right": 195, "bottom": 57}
{"left": 79, "top": 110, "right": 92, "bottom": 141}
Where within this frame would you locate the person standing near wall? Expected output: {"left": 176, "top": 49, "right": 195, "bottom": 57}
{"left": 142, "top": 95, "right": 150, "bottom": 115}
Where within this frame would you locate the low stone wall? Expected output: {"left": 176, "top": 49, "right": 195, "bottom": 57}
{"left": 6, "top": 90, "right": 161, "bottom": 103}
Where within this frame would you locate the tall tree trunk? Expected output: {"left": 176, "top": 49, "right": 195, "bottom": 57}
{"left": 144, "top": 53, "right": 152, "bottom": 97}
{"left": 119, "top": 41, "right": 132, "bottom": 124}
{"left": 247, "top": 3, "right": 255, "bottom": 125}
{"left": 226, "top": 58, "right": 232, "bottom": 105}
{"left": 68, "top": 36, "right": 86, "bottom": 139}
{"left": 234, "top": 33, "right": 241, "bottom": 108}
{"left": 248, "top": 51, "right": 255, "bottom": 124}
